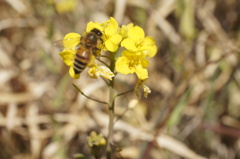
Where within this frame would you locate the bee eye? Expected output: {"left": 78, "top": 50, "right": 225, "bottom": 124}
{"left": 97, "top": 31, "right": 102, "bottom": 36}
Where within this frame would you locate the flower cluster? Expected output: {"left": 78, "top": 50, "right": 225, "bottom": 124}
{"left": 87, "top": 131, "right": 106, "bottom": 147}
{"left": 58, "top": 17, "right": 157, "bottom": 96}
{"left": 116, "top": 25, "right": 157, "bottom": 80}
{"left": 59, "top": 17, "right": 121, "bottom": 80}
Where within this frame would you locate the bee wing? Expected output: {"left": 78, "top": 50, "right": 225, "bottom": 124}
{"left": 53, "top": 39, "right": 66, "bottom": 50}
{"left": 53, "top": 38, "right": 80, "bottom": 51}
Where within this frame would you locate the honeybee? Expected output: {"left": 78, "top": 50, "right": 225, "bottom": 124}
{"left": 56, "top": 28, "right": 103, "bottom": 75}
{"left": 72, "top": 28, "right": 103, "bottom": 74}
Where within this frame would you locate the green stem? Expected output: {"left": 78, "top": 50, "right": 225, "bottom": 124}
{"left": 72, "top": 83, "right": 109, "bottom": 105}
{"left": 114, "top": 89, "right": 134, "bottom": 99}
{"left": 97, "top": 58, "right": 110, "bottom": 68}
{"left": 106, "top": 52, "right": 116, "bottom": 158}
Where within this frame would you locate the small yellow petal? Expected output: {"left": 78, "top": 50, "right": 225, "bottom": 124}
{"left": 120, "top": 23, "right": 134, "bottom": 38}
{"left": 141, "top": 59, "right": 149, "bottom": 67}
{"left": 69, "top": 66, "right": 80, "bottom": 79}
{"left": 128, "top": 26, "right": 145, "bottom": 41}
{"left": 59, "top": 50, "right": 75, "bottom": 66}
{"left": 143, "top": 37, "right": 155, "bottom": 45}
{"left": 119, "top": 26, "right": 128, "bottom": 38}
{"left": 115, "top": 56, "right": 131, "bottom": 74}
{"left": 105, "top": 34, "right": 122, "bottom": 52}
{"left": 142, "top": 45, "right": 157, "bottom": 58}
{"left": 135, "top": 66, "right": 148, "bottom": 80}
{"left": 105, "top": 40, "right": 117, "bottom": 52}
{"left": 63, "top": 33, "right": 80, "bottom": 50}
{"left": 121, "top": 39, "right": 137, "bottom": 51}
{"left": 110, "top": 34, "right": 122, "bottom": 44}
{"left": 86, "top": 21, "right": 103, "bottom": 33}
{"left": 141, "top": 37, "right": 157, "bottom": 57}
{"left": 104, "top": 17, "right": 119, "bottom": 36}
{"left": 88, "top": 64, "right": 114, "bottom": 80}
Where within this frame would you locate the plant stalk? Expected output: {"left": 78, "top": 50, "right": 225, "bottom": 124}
{"left": 106, "top": 52, "right": 116, "bottom": 158}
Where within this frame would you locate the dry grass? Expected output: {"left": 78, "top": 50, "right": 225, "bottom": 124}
{"left": 0, "top": 0, "right": 240, "bottom": 159}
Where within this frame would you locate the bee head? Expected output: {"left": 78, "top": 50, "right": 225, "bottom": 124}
{"left": 84, "top": 28, "right": 102, "bottom": 45}
{"left": 91, "top": 28, "right": 102, "bottom": 37}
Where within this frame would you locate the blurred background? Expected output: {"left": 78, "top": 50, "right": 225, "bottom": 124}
{"left": 0, "top": 0, "right": 240, "bottom": 159}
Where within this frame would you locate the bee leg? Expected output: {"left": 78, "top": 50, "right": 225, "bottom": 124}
{"left": 93, "top": 47, "right": 101, "bottom": 59}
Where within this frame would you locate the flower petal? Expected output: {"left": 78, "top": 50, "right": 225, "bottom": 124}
{"left": 115, "top": 56, "right": 131, "bottom": 74}
{"left": 105, "top": 34, "right": 122, "bottom": 52}
{"left": 88, "top": 64, "right": 115, "bottom": 80}
{"left": 86, "top": 21, "right": 104, "bottom": 33}
{"left": 59, "top": 50, "right": 75, "bottom": 66}
{"left": 141, "top": 37, "right": 157, "bottom": 57}
{"left": 105, "top": 40, "right": 116, "bottom": 52}
{"left": 69, "top": 66, "right": 80, "bottom": 79}
{"left": 120, "top": 23, "right": 134, "bottom": 38}
{"left": 142, "top": 36, "right": 155, "bottom": 45}
{"left": 141, "top": 59, "right": 149, "bottom": 67}
{"left": 128, "top": 26, "right": 145, "bottom": 41}
{"left": 104, "top": 17, "right": 119, "bottom": 36}
{"left": 121, "top": 39, "right": 137, "bottom": 51}
{"left": 111, "top": 34, "right": 122, "bottom": 44}
{"left": 141, "top": 45, "right": 158, "bottom": 57}
{"left": 63, "top": 33, "right": 81, "bottom": 49}
{"left": 135, "top": 66, "right": 148, "bottom": 80}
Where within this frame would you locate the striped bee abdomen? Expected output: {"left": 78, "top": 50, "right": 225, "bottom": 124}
{"left": 70, "top": 28, "right": 102, "bottom": 75}
{"left": 73, "top": 49, "right": 91, "bottom": 74}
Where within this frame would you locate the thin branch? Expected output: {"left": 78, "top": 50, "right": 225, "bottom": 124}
{"left": 112, "top": 89, "right": 134, "bottom": 123}
{"left": 72, "top": 83, "right": 109, "bottom": 105}
{"left": 101, "top": 76, "right": 110, "bottom": 86}
{"left": 114, "top": 107, "right": 130, "bottom": 123}
{"left": 100, "top": 55, "right": 111, "bottom": 60}
{"left": 114, "top": 89, "right": 134, "bottom": 99}
{"left": 97, "top": 58, "right": 110, "bottom": 67}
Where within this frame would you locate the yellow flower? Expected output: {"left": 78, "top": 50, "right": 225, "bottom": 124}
{"left": 84, "top": 17, "right": 122, "bottom": 52}
{"left": 116, "top": 25, "right": 157, "bottom": 81}
{"left": 88, "top": 131, "right": 106, "bottom": 147}
{"left": 59, "top": 17, "right": 157, "bottom": 82}
{"left": 59, "top": 32, "right": 81, "bottom": 79}
{"left": 121, "top": 26, "right": 157, "bottom": 58}
{"left": 101, "top": 17, "right": 122, "bottom": 52}
{"left": 55, "top": 0, "right": 77, "bottom": 14}
{"left": 59, "top": 17, "right": 122, "bottom": 79}
{"left": 115, "top": 50, "right": 149, "bottom": 80}
{"left": 88, "top": 64, "right": 115, "bottom": 80}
